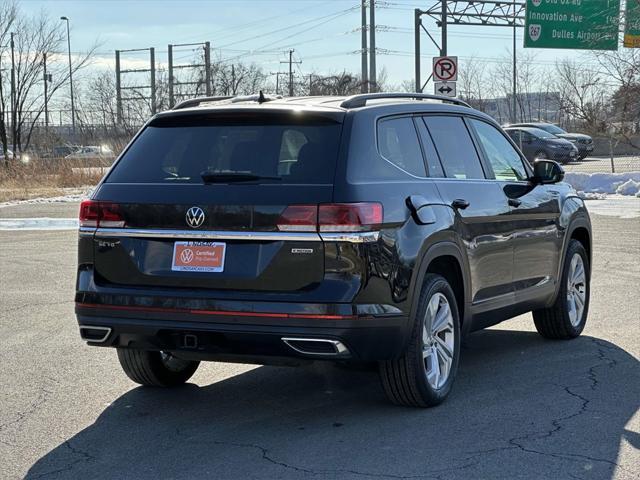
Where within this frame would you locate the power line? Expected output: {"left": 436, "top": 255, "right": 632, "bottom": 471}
{"left": 216, "top": 5, "right": 359, "bottom": 50}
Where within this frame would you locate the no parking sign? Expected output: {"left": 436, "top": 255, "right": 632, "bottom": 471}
{"left": 432, "top": 56, "right": 458, "bottom": 82}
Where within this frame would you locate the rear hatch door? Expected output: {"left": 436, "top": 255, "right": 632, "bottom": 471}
{"left": 91, "top": 108, "right": 344, "bottom": 293}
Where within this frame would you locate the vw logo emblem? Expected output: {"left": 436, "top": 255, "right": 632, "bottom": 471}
{"left": 180, "top": 248, "right": 194, "bottom": 263}
{"left": 185, "top": 206, "right": 205, "bottom": 228}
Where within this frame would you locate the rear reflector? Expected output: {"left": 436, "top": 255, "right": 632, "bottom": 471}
{"left": 76, "top": 302, "right": 356, "bottom": 320}
{"left": 79, "top": 200, "right": 125, "bottom": 228}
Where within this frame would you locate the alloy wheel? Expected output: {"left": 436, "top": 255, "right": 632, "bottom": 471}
{"left": 160, "top": 351, "right": 192, "bottom": 372}
{"left": 566, "top": 253, "right": 587, "bottom": 327}
{"left": 422, "top": 293, "right": 455, "bottom": 390}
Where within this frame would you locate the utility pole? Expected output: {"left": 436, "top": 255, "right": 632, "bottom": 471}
{"left": 10, "top": 32, "right": 16, "bottom": 157}
{"left": 369, "top": 0, "right": 376, "bottom": 91}
{"left": 414, "top": 9, "right": 421, "bottom": 93}
{"left": 60, "top": 17, "right": 75, "bottom": 135}
{"left": 231, "top": 64, "right": 236, "bottom": 95}
{"left": 0, "top": 44, "right": 8, "bottom": 160}
{"left": 168, "top": 44, "right": 174, "bottom": 107}
{"left": 440, "top": 1, "right": 447, "bottom": 56}
{"left": 512, "top": 8, "right": 517, "bottom": 123}
{"left": 280, "top": 50, "right": 301, "bottom": 97}
{"left": 115, "top": 50, "right": 122, "bottom": 124}
{"left": 288, "top": 50, "right": 293, "bottom": 96}
{"left": 270, "top": 72, "right": 282, "bottom": 95}
{"left": 150, "top": 47, "right": 156, "bottom": 114}
{"left": 43, "top": 52, "right": 51, "bottom": 133}
{"left": 204, "top": 41, "right": 211, "bottom": 96}
{"left": 361, "top": 0, "right": 368, "bottom": 93}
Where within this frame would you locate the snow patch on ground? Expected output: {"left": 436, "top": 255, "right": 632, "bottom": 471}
{"left": 564, "top": 172, "right": 640, "bottom": 197}
{"left": 576, "top": 191, "right": 607, "bottom": 200}
{"left": 584, "top": 196, "right": 640, "bottom": 219}
{"left": 0, "top": 218, "right": 78, "bottom": 230}
{"left": 0, "top": 187, "right": 92, "bottom": 208}
{"left": 615, "top": 179, "right": 640, "bottom": 196}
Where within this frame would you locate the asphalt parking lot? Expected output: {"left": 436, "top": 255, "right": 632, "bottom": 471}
{"left": 1, "top": 201, "right": 638, "bottom": 480}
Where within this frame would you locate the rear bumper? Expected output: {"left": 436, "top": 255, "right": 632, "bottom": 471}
{"left": 577, "top": 144, "right": 594, "bottom": 158}
{"left": 75, "top": 302, "right": 410, "bottom": 363}
{"left": 550, "top": 149, "right": 578, "bottom": 163}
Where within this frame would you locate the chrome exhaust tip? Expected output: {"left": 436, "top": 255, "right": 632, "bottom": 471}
{"left": 79, "top": 325, "right": 112, "bottom": 343}
{"left": 282, "top": 337, "right": 349, "bottom": 356}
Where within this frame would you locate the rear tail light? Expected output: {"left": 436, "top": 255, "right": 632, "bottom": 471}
{"left": 79, "top": 200, "right": 125, "bottom": 228}
{"left": 319, "top": 203, "right": 383, "bottom": 232}
{"left": 277, "top": 205, "right": 318, "bottom": 231}
{"left": 277, "top": 203, "right": 383, "bottom": 233}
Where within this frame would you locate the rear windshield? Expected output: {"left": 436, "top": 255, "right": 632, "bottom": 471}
{"left": 107, "top": 116, "right": 342, "bottom": 184}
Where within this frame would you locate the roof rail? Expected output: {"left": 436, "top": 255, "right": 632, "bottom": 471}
{"left": 339, "top": 93, "right": 471, "bottom": 109}
{"left": 172, "top": 96, "right": 233, "bottom": 110}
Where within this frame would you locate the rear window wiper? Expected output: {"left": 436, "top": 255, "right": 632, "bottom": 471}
{"left": 200, "top": 171, "right": 282, "bottom": 184}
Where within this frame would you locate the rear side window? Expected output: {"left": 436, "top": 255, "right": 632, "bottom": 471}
{"left": 423, "top": 116, "right": 485, "bottom": 180}
{"left": 377, "top": 117, "right": 426, "bottom": 177}
{"left": 106, "top": 118, "right": 342, "bottom": 184}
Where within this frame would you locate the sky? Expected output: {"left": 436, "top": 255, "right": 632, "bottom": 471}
{"left": 17, "top": 0, "right": 594, "bottom": 89}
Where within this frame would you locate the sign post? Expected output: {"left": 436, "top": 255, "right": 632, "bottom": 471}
{"left": 624, "top": 0, "right": 640, "bottom": 48}
{"left": 524, "top": 0, "right": 621, "bottom": 51}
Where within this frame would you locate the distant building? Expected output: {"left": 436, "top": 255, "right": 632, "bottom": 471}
{"left": 465, "top": 92, "right": 562, "bottom": 125}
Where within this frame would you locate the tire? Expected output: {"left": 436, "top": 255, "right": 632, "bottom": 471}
{"left": 535, "top": 150, "right": 548, "bottom": 160}
{"left": 117, "top": 348, "right": 199, "bottom": 387}
{"left": 379, "top": 274, "right": 461, "bottom": 407}
{"left": 533, "top": 240, "right": 590, "bottom": 339}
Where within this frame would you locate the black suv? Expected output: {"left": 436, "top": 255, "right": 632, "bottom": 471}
{"left": 75, "top": 93, "right": 592, "bottom": 407}
{"left": 504, "top": 126, "right": 579, "bottom": 164}
{"left": 507, "top": 122, "right": 594, "bottom": 160}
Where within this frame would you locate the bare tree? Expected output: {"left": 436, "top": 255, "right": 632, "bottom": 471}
{"left": 593, "top": 49, "right": 640, "bottom": 147}
{"left": 213, "top": 61, "right": 268, "bottom": 96}
{"left": 554, "top": 59, "right": 609, "bottom": 133}
{"left": 0, "top": 0, "right": 19, "bottom": 163}
{"left": 458, "top": 56, "right": 490, "bottom": 112}
{"left": 0, "top": 1, "right": 97, "bottom": 162}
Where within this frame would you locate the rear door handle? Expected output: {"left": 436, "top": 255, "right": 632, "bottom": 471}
{"left": 508, "top": 198, "right": 522, "bottom": 207}
{"left": 451, "top": 199, "right": 470, "bottom": 210}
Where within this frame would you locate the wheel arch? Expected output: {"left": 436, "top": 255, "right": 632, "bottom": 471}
{"left": 550, "top": 213, "right": 592, "bottom": 305}
{"left": 408, "top": 241, "right": 471, "bottom": 337}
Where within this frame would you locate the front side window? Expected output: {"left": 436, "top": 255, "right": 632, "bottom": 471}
{"left": 422, "top": 116, "right": 485, "bottom": 180}
{"left": 470, "top": 119, "right": 528, "bottom": 181}
{"left": 377, "top": 117, "right": 426, "bottom": 177}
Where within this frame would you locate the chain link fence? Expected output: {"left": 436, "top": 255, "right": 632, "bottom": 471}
{"left": 563, "top": 155, "right": 640, "bottom": 174}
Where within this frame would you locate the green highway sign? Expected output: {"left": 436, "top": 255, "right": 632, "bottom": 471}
{"left": 624, "top": 0, "right": 640, "bottom": 48}
{"left": 524, "top": 0, "right": 621, "bottom": 51}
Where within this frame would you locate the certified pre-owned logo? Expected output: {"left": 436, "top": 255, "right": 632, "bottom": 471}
{"left": 185, "top": 206, "right": 205, "bottom": 228}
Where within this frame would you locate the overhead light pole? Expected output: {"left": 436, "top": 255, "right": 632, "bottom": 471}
{"left": 60, "top": 16, "right": 75, "bottom": 135}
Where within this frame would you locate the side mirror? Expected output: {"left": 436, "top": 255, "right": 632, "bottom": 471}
{"left": 532, "top": 159, "right": 564, "bottom": 185}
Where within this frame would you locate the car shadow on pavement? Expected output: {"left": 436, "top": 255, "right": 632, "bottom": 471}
{"left": 27, "top": 329, "right": 639, "bottom": 480}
